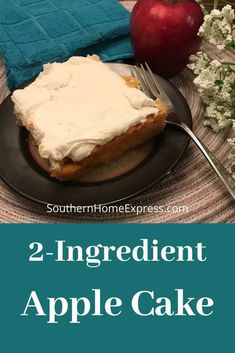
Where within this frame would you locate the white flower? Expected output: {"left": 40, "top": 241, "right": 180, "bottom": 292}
{"left": 189, "top": 53, "right": 235, "bottom": 132}
{"left": 188, "top": 5, "right": 235, "bottom": 178}
{"left": 198, "top": 5, "right": 234, "bottom": 50}
{"left": 188, "top": 52, "right": 211, "bottom": 75}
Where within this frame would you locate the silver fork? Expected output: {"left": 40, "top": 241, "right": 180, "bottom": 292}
{"left": 130, "top": 63, "right": 235, "bottom": 200}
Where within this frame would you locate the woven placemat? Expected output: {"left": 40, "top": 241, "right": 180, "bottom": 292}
{"left": 0, "top": 3, "right": 234, "bottom": 223}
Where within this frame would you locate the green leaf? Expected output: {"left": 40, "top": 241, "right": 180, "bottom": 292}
{"left": 227, "top": 42, "right": 235, "bottom": 49}
{"left": 214, "top": 79, "right": 223, "bottom": 86}
{"left": 230, "top": 82, "right": 235, "bottom": 91}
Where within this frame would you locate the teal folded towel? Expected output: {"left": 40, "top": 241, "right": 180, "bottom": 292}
{"left": 0, "top": 0, "right": 133, "bottom": 90}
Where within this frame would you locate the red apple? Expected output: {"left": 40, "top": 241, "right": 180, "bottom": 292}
{"left": 130, "top": 0, "right": 204, "bottom": 78}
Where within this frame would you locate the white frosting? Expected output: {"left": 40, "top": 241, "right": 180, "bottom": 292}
{"left": 12, "top": 56, "right": 159, "bottom": 162}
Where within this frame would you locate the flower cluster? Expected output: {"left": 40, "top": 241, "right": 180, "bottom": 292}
{"left": 188, "top": 52, "right": 235, "bottom": 132}
{"left": 198, "top": 5, "right": 234, "bottom": 51}
{"left": 188, "top": 3, "right": 235, "bottom": 178}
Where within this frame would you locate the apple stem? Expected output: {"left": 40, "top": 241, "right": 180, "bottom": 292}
{"left": 165, "top": 0, "right": 178, "bottom": 4}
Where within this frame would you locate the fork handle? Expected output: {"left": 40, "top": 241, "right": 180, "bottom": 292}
{"left": 180, "top": 122, "right": 235, "bottom": 200}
